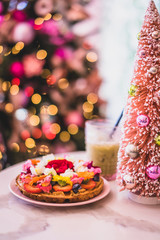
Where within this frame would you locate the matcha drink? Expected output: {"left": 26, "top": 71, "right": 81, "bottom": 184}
{"left": 86, "top": 143, "right": 119, "bottom": 180}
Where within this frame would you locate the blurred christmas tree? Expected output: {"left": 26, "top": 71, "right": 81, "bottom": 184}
{"left": 0, "top": 0, "right": 106, "bottom": 166}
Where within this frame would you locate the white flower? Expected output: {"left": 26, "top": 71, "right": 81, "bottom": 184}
{"left": 42, "top": 153, "right": 55, "bottom": 162}
{"left": 60, "top": 169, "right": 75, "bottom": 177}
{"left": 44, "top": 167, "right": 57, "bottom": 176}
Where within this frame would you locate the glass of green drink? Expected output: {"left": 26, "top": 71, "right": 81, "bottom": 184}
{"left": 85, "top": 119, "right": 120, "bottom": 181}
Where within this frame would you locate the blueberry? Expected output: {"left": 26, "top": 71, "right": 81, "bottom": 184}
{"left": 72, "top": 183, "right": 81, "bottom": 193}
{"left": 93, "top": 174, "right": 99, "bottom": 182}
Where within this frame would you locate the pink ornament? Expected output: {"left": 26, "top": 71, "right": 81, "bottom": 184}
{"left": 139, "top": 50, "right": 146, "bottom": 58}
{"left": 34, "top": 0, "right": 54, "bottom": 17}
{"left": 136, "top": 114, "right": 150, "bottom": 127}
{"left": 12, "top": 22, "right": 35, "bottom": 44}
{"left": 146, "top": 165, "right": 160, "bottom": 180}
{"left": 12, "top": 10, "right": 27, "bottom": 21}
{"left": 10, "top": 61, "right": 24, "bottom": 78}
{"left": 123, "top": 175, "right": 135, "bottom": 189}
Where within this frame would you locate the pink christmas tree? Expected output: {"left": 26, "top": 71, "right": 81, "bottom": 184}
{"left": 117, "top": 0, "right": 160, "bottom": 200}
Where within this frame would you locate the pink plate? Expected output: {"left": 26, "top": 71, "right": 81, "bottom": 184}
{"left": 9, "top": 177, "right": 110, "bottom": 207}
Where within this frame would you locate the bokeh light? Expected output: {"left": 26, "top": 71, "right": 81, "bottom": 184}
{"left": 40, "top": 105, "right": 48, "bottom": 114}
{"left": 53, "top": 13, "right": 62, "bottom": 21}
{"left": 25, "top": 138, "right": 36, "bottom": 149}
{"left": 5, "top": 103, "right": 14, "bottom": 113}
{"left": 11, "top": 77, "right": 20, "bottom": 86}
{"left": 0, "top": 45, "right": 3, "bottom": 54}
{"left": 25, "top": 86, "right": 34, "bottom": 97}
{"left": 41, "top": 69, "right": 51, "bottom": 79}
{"left": 34, "top": 17, "right": 44, "bottom": 25}
{"left": 45, "top": 131, "right": 56, "bottom": 140}
{"left": 21, "top": 130, "right": 31, "bottom": 140}
{"left": 68, "top": 124, "right": 78, "bottom": 135}
{"left": 2, "top": 81, "right": 11, "bottom": 91}
{"left": 12, "top": 46, "right": 20, "bottom": 55}
{"left": 31, "top": 93, "right": 41, "bottom": 104}
{"left": 46, "top": 75, "right": 56, "bottom": 85}
{"left": 44, "top": 13, "right": 52, "bottom": 21}
{"left": 82, "top": 101, "right": 94, "bottom": 113}
{"left": 86, "top": 52, "right": 98, "bottom": 62}
{"left": 87, "top": 93, "right": 98, "bottom": 104}
{"left": 58, "top": 78, "right": 69, "bottom": 89}
{"left": 36, "top": 49, "right": 47, "bottom": 60}
{"left": 38, "top": 144, "right": 49, "bottom": 155}
{"left": 15, "top": 41, "right": 24, "bottom": 51}
{"left": 15, "top": 108, "right": 28, "bottom": 121}
{"left": 50, "top": 123, "right": 61, "bottom": 134}
{"left": 47, "top": 105, "right": 58, "bottom": 115}
{"left": 32, "top": 128, "right": 42, "bottom": 139}
{"left": 60, "top": 131, "right": 70, "bottom": 142}
{"left": 10, "top": 85, "right": 19, "bottom": 95}
{"left": 29, "top": 115, "right": 40, "bottom": 126}
{"left": 10, "top": 143, "right": 20, "bottom": 152}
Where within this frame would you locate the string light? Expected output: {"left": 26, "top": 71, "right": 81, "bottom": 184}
{"left": 25, "top": 138, "right": 36, "bottom": 149}
{"left": 36, "top": 49, "right": 47, "bottom": 60}
{"left": 47, "top": 105, "right": 58, "bottom": 115}
{"left": 15, "top": 41, "right": 24, "bottom": 51}
{"left": 58, "top": 78, "right": 69, "bottom": 89}
{"left": 31, "top": 93, "right": 41, "bottom": 104}
{"left": 2, "top": 81, "right": 11, "bottom": 91}
{"left": 46, "top": 75, "right": 56, "bottom": 85}
{"left": 10, "top": 85, "right": 19, "bottom": 95}
{"left": 29, "top": 115, "right": 40, "bottom": 126}
{"left": 38, "top": 144, "right": 49, "bottom": 155}
{"left": 4, "top": 50, "right": 11, "bottom": 56}
{"left": 44, "top": 13, "right": 52, "bottom": 21}
{"left": 82, "top": 101, "right": 94, "bottom": 113}
{"left": 5, "top": 103, "right": 14, "bottom": 113}
{"left": 53, "top": 13, "right": 62, "bottom": 21}
{"left": 34, "top": 17, "right": 44, "bottom": 25}
{"left": 86, "top": 52, "right": 98, "bottom": 62}
{"left": 60, "top": 131, "right": 70, "bottom": 142}
{"left": 87, "top": 93, "right": 98, "bottom": 104}
{"left": 50, "top": 123, "right": 61, "bottom": 134}
{"left": 12, "top": 47, "right": 20, "bottom": 55}
{"left": 0, "top": 46, "right": 3, "bottom": 54}
{"left": 68, "top": 124, "right": 78, "bottom": 135}
{"left": 11, "top": 143, "right": 20, "bottom": 152}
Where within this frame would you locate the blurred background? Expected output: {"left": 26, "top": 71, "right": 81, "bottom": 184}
{"left": 0, "top": 0, "right": 159, "bottom": 169}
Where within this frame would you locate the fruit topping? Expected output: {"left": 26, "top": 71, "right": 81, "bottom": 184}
{"left": 81, "top": 180, "right": 96, "bottom": 190}
{"left": 72, "top": 183, "right": 81, "bottom": 193}
{"left": 93, "top": 174, "right": 100, "bottom": 182}
{"left": 24, "top": 183, "right": 42, "bottom": 194}
{"left": 53, "top": 184, "right": 72, "bottom": 192}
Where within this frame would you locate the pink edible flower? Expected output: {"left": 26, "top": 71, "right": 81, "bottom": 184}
{"left": 71, "top": 174, "right": 84, "bottom": 184}
{"left": 83, "top": 161, "right": 93, "bottom": 169}
{"left": 89, "top": 167, "right": 102, "bottom": 174}
{"left": 22, "top": 160, "right": 32, "bottom": 172}
{"left": 38, "top": 184, "right": 52, "bottom": 193}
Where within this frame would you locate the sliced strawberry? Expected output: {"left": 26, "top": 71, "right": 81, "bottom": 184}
{"left": 53, "top": 184, "right": 72, "bottom": 192}
{"left": 81, "top": 180, "right": 96, "bottom": 190}
{"left": 24, "top": 183, "right": 42, "bottom": 194}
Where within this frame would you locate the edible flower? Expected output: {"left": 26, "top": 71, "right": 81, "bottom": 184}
{"left": 45, "top": 159, "right": 74, "bottom": 174}
{"left": 77, "top": 171, "right": 94, "bottom": 181}
{"left": 89, "top": 167, "right": 101, "bottom": 174}
{"left": 70, "top": 174, "right": 84, "bottom": 184}
{"left": 22, "top": 160, "right": 32, "bottom": 173}
{"left": 52, "top": 175, "right": 73, "bottom": 186}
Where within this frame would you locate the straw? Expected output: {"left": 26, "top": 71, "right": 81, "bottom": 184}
{"left": 109, "top": 109, "right": 124, "bottom": 139}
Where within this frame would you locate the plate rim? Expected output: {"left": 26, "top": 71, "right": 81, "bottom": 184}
{"left": 9, "top": 177, "right": 110, "bottom": 207}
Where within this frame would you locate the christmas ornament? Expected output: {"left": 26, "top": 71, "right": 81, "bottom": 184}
{"left": 149, "top": 66, "right": 157, "bottom": 74}
{"left": 136, "top": 114, "right": 150, "bottom": 127}
{"left": 123, "top": 175, "right": 135, "bottom": 189}
{"left": 146, "top": 165, "right": 160, "bottom": 180}
{"left": 128, "top": 85, "right": 138, "bottom": 97}
{"left": 139, "top": 50, "right": 146, "bottom": 58}
{"left": 10, "top": 61, "right": 24, "bottom": 78}
{"left": 155, "top": 135, "right": 160, "bottom": 145}
{"left": 152, "top": 30, "right": 160, "bottom": 39}
{"left": 125, "top": 144, "right": 139, "bottom": 159}
{"left": 34, "top": 0, "right": 54, "bottom": 17}
{"left": 12, "top": 22, "right": 35, "bottom": 44}
{"left": 137, "top": 32, "right": 141, "bottom": 40}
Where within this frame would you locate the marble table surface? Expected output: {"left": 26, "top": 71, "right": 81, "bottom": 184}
{"left": 0, "top": 151, "right": 160, "bottom": 240}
